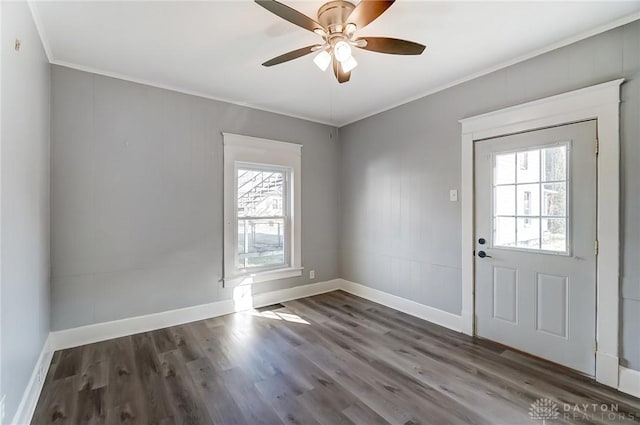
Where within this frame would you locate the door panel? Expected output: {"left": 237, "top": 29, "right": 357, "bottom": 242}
{"left": 493, "top": 267, "right": 518, "bottom": 324}
{"left": 474, "top": 120, "right": 597, "bottom": 375}
{"left": 535, "top": 273, "right": 568, "bottom": 338}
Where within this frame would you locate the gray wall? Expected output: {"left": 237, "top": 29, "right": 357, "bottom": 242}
{"left": 50, "top": 66, "right": 340, "bottom": 330}
{"left": 1, "top": 2, "right": 51, "bottom": 422}
{"left": 339, "top": 20, "right": 640, "bottom": 370}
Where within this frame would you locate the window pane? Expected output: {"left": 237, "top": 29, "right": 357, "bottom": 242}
{"left": 237, "top": 168, "right": 284, "bottom": 218}
{"left": 543, "top": 146, "right": 567, "bottom": 182}
{"left": 237, "top": 218, "right": 285, "bottom": 268}
{"left": 494, "top": 217, "right": 515, "bottom": 247}
{"left": 495, "top": 185, "right": 515, "bottom": 216}
{"left": 542, "top": 182, "right": 566, "bottom": 217}
{"left": 542, "top": 218, "right": 566, "bottom": 252}
{"left": 517, "top": 217, "right": 540, "bottom": 249}
{"left": 495, "top": 153, "right": 515, "bottom": 185}
{"left": 492, "top": 144, "right": 569, "bottom": 253}
{"left": 517, "top": 184, "right": 540, "bottom": 216}
{"left": 517, "top": 150, "right": 540, "bottom": 183}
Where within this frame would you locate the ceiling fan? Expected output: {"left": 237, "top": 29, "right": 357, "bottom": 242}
{"left": 256, "top": 0, "right": 426, "bottom": 83}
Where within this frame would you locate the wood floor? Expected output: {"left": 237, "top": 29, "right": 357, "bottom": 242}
{"left": 32, "top": 291, "right": 640, "bottom": 425}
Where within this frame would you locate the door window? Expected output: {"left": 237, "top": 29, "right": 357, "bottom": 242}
{"left": 492, "top": 144, "right": 569, "bottom": 253}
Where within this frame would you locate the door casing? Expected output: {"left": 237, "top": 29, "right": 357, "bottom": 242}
{"left": 459, "top": 79, "right": 624, "bottom": 388}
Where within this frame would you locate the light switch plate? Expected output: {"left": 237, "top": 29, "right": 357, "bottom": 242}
{"left": 449, "top": 189, "right": 458, "bottom": 202}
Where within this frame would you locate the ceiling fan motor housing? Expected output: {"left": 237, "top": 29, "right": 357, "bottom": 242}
{"left": 318, "top": 1, "right": 356, "bottom": 33}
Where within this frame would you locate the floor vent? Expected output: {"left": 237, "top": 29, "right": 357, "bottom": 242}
{"left": 256, "top": 303, "right": 285, "bottom": 312}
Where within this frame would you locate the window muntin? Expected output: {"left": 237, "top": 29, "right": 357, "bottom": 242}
{"left": 235, "top": 164, "right": 290, "bottom": 271}
{"left": 492, "top": 143, "right": 569, "bottom": 254}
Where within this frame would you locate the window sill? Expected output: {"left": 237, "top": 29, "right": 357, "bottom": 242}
{"left": 224, "top": 267, "right": 303, "bottom": 287}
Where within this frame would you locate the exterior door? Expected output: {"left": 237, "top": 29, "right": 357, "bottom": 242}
{"left": 474, "top": 120, "right": 597, "bottom": 375}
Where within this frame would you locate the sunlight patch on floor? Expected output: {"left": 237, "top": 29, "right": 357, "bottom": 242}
{"left": 245, "top": 309, "right": 310, "bottom": 324}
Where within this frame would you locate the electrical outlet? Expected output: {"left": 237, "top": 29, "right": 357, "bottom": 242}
{"left": 309, "top": 270, "right": 315, "bottom": 279}
{"left": 449, "top": 189, "right": 458, "bottom": 202}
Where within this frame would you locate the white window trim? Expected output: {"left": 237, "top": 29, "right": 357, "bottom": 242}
{"left": 459, "top": 79, "right": 624, "bottom": 388}
{"left": 223, "top": 133, "right": 302, "bottom": 286}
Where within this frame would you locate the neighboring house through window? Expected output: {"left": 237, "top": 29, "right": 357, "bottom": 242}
{"left": 523, "top": 191, "right": 531, "bottom": 227}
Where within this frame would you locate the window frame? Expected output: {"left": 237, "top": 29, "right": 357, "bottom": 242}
{"left": 223, "top": 133, "right": 302, "bottom": 286}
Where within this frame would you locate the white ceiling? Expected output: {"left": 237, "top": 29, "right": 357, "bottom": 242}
{"left": 31, "top": 1, "right": 640, "bottom": 126}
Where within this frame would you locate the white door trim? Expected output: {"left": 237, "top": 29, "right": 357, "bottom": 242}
{"left": 459, "top": 79, "right": 624, "bottom": 388}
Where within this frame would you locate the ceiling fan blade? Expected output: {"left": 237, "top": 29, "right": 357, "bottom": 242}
{"left": 333, "top": 56, "right": 351, "bottom": 84}
{"left": 355, "top": 37, "right": 426, "bottom": 55}
{"left": 346, "top": 0, "right": 395, "bottom": 31}
{"left": 262, "top": 45, "right": 320, "bottom": 67}
{"left": 255, "top": 0, "right": 325, "bottom": 34}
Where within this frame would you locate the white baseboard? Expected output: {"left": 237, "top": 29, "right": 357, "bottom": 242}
{"left": 596, "top": 351, "right": 620, "bottom": 388}
{"left": 339, "top": 279, "right": 464, "bottom": 333}
{"left": 51, "top": 298, "right": 235, "bottom": 351}
{"left": 10, "top": 335, "right": 54, "bottom": 425}
{"left": 251, "top": 279, "right": 342, "bottom": 308}
{"left": 619, "top": 366, "right": 640, "bottom": 398}
{"left": 50, "top": 279, "right": 342, "bottom": 351}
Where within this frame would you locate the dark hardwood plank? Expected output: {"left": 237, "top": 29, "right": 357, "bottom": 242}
{"left": 104, "top": 336, "right": 148, "bottom": 425}
{"left": 32, "top": 377, "right": 78, "bottom": 425}
{"left": 32, "top": 291, "right": 640, "bottom": 425}
{"left": 254, "top": 374, "right": 323, "bottom": 425}
{"left": 169, "top": 324, "right": 205, "bottom": 363}
{"left": 74, "top": 386, "right": 106, "bottom": 425}
{"left": 151, "top": 328, "right": 178, "bottom": 354}
{"left": 186, "top": 357, "right": 248, "bottom": 425}
{"left": 52, "top": 347, "right": 83, "bottom": 380}
{"left": 158, "top": 350, "right": 212, "bottom": 425}
{"left": 217, "top": 367, "right": 285, "bottom": 425}
{"left": 130, "top": 333, "right": 175, "bottom": 424}
{"left": 342, "top": 401, "right": 391, "bottom": 425}
{"left": 76, "top": 341, "right": 109, "bottom": 392}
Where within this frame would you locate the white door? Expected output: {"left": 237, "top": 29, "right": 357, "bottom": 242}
{"left": 474, "top": 120, "right": 597, "bottom": 375}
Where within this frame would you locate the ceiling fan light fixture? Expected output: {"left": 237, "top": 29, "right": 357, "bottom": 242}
{"left": 313, "top": 50, "right": 332, "bottom": 71}
{"left": 341, "top": 55, "right": 358, "bottom": 73}
{"left": 353, "top": 39, "right": 367, "bottom": 48}
{"left": 255, "top": 0, "right": 426, "bottom": 83}
{"left": 333, "top": 40, "right": 352, "bottom": 62}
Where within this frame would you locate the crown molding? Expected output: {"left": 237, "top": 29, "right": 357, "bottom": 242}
{"left": 26, "top": 2, "right": 640, "bottom": 129}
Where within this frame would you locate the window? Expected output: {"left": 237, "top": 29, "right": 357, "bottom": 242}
{"left": 492, "top": 144, "right": 569, "bottom": 253}
{"left": 223, "top": 133, "right": 302, "bottom": 286}
{"left": 237, "top": 166, "right": 288, "bottom": 270}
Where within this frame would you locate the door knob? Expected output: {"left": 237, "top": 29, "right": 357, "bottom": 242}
{"left": 478, "top": 250, "right": 492, "bottom": 258}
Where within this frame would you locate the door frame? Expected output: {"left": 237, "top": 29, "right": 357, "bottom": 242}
{"left": 459, "top": 79, "right": 624, "bottom": 388}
